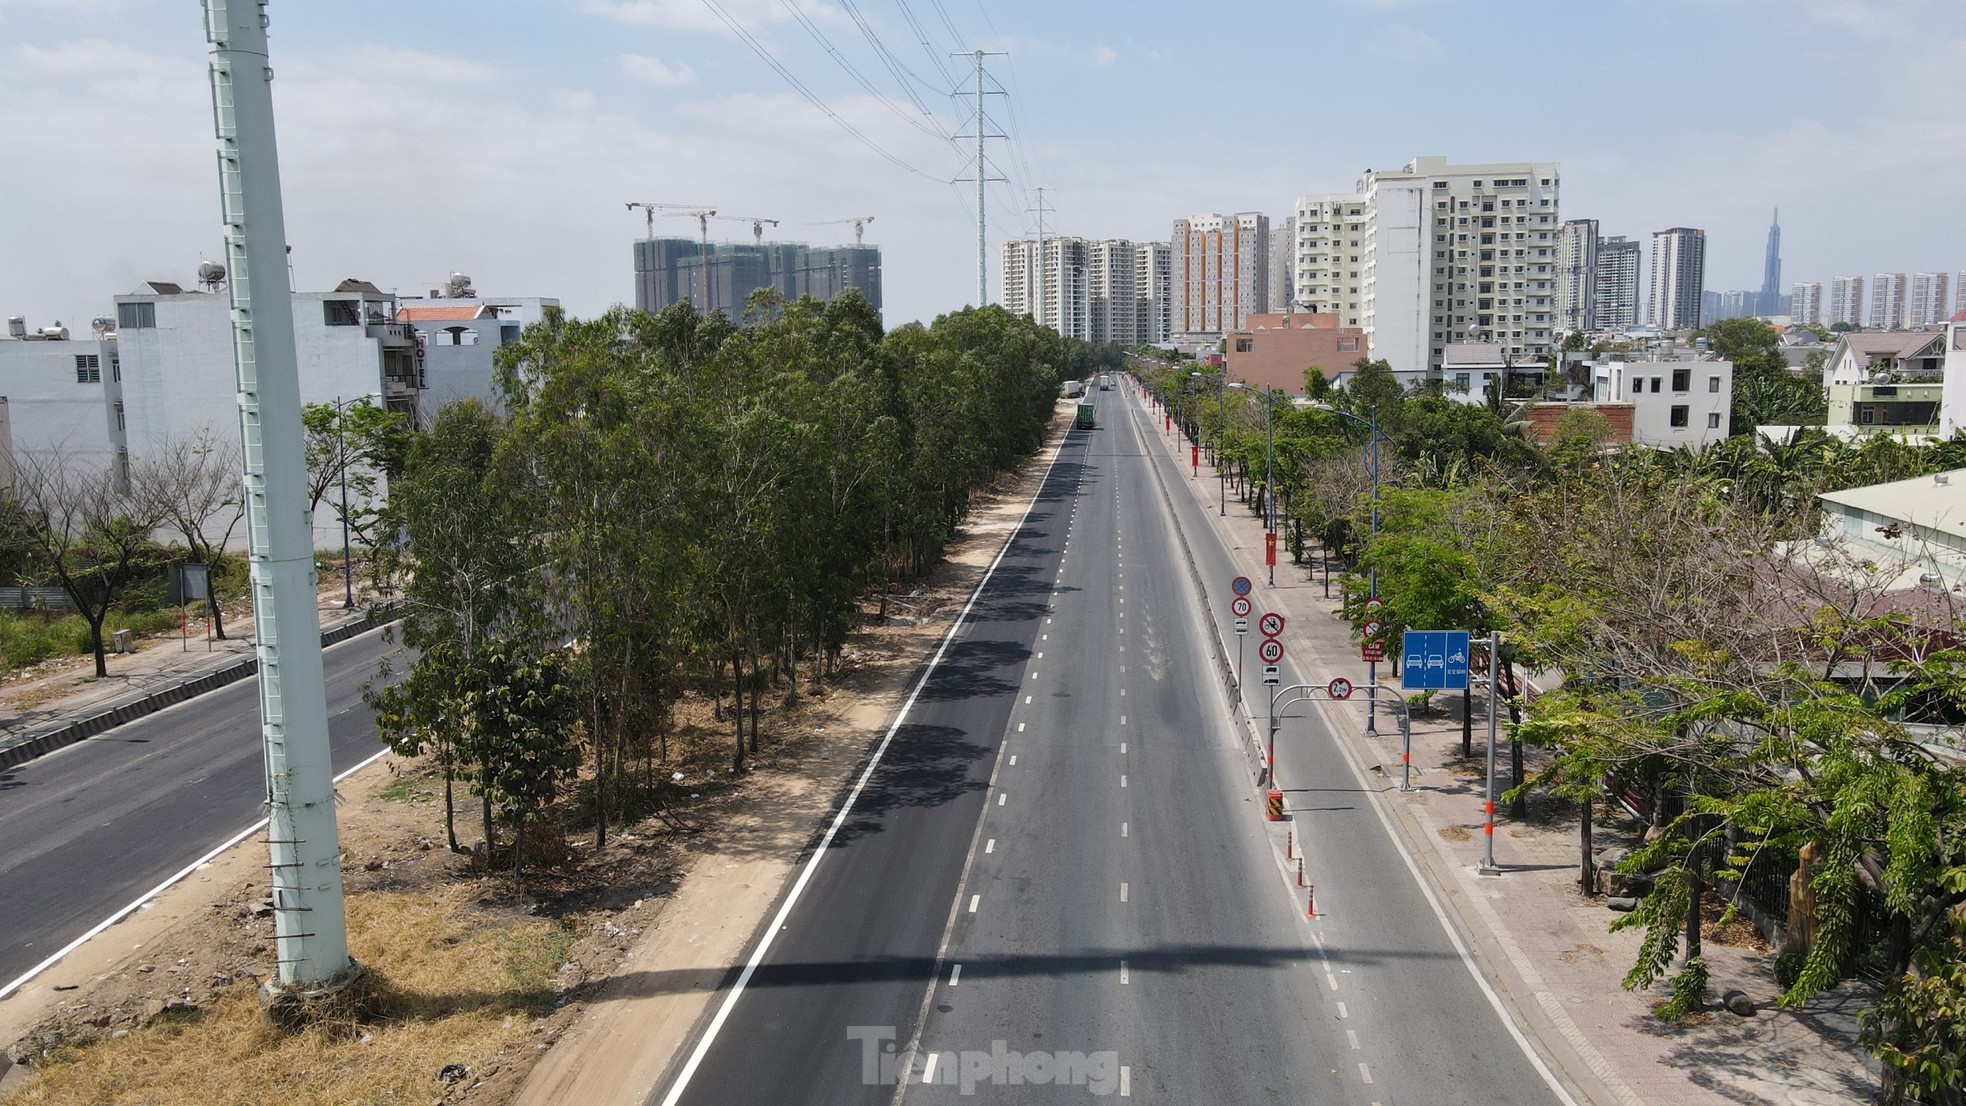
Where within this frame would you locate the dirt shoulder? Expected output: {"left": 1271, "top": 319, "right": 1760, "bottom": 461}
{"left": 0, "top": 411, "right": 1071, "bottom": 1106}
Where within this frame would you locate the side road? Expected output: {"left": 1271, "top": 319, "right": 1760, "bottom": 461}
{"left": 0, "top": 600, "right": 384, "bottom": 771}
{"left": 1129, "top": 378, "right": 1878, "bottom": 1106}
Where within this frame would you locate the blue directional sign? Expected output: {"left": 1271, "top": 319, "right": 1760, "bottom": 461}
{"left": 1402, "top": 630, "right": 1471, "bottom": 691}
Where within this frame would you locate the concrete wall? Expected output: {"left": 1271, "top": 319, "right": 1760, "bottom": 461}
{"left": 0, "top": 334, "right": 124, "bottom": 472}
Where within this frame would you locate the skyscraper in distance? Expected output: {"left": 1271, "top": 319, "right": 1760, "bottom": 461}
{"left": 1556, "top": 219, "right": 1598, "bottom": 333}
{"left": 1759, "top": 209, "right": 1782, "bottom": 316}
{"left": 1594, "top": 236, "right": 1641, "bottom": 329}
{"left": 1829, "top": 275, "right": 1866, "bottom": 327}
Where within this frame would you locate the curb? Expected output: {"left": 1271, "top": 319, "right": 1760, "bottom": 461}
{"left": 0, "top": 609, "right": 396, "bottom": 773}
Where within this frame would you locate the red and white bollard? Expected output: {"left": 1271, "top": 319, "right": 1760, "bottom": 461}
{"left": 1305, "top": 884, "right": 1318, "bottom": 919}
{"left": 1296, "top": 858, "right": 1305, "bottom": 887}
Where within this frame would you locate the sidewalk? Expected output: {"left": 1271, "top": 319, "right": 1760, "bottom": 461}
{"left": 1128, "top": 379, "right": 1877, "bottom": 1106}
{"left": 0, "top": 589, "right": 382, "bottom": 769}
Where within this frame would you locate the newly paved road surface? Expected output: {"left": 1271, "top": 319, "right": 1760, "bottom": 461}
{"left": 0, "top": 629, "right": 398, "bottom": 988}
{"left": 657, "top": 390, "right": 1571, "bottom": 1104}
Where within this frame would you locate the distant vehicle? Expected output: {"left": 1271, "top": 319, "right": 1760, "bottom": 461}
{"left": 1062, "top": 380, "right": 1085, "bottom": 398}
{"left": 1075, "top": 402, "right": 1096, "bottom": 430}
{"left": 1099, "top": 379, "right": 1111, "bottom": 390}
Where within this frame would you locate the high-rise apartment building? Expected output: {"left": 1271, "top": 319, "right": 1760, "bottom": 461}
{"left": 1000, "top": 237, "right": 1090, "bottom": 340}
{"left": 1908, "top": 272, "right": 1951, "bottom": 328}
{"left": 1136, "top": 242, "right": 1172, "bottom": 343}
{"left": 1556, "top": 218, "right": 1598, "bottom": 333}
{"left": 1791, "top": 281, "right": 1824, "bottom": 326}
{"left": 1648, "top": 228, "right": 1706, "bottom": 330}
{"left": 1171, "top": 213, "right": 1270, "bottom": 338}
{"left": 1871, "top": 272, "right": 1908, "bottom": 330}
{"left": 1759, "top": 209, "right": 1782, "bottom": 316}
{"left": 1292, "top": 195, "right": 1368, "bottom": 326}
{"left": 632, "top": 237, "right": 882, "bottom": 318}
{"left": 1355, "top": 157, "right": 1561, "bottom": 374}
{"left": 1595, "top": 236, "right": 1642, "bottom": 330}
{"left": 1089, "top": 239, "right": 1139, "bottom": 345}
{"left": 1830, "top": 275, "right": 1866, "bottom": 327}
{"left": 1267, "top": 216, "right": 1295, "bottom": 313}
{"left": 1957, "top": 271, "right": 1966, "bottom": 318}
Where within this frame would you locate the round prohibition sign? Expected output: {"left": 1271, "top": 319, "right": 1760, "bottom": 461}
{"left": 1327, "top": 677, "right": 1354, "bottom": 700}
{"left": 1231, "top": 576, "right": 1253, "bottom": 598}
{"left": 1230, "top": 596, "right": 1253, "bottom": 618}
{"left": 1257, "top": 612, "right": 1286, "bottom": 639}
{"left": 1258, "top": 638, "right": 1285, "bottom": 664}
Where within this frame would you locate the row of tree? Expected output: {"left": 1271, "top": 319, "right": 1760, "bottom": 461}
{"left": 371, "top": 292, "right": 1101, "bottom": 881}
{"left": 1134, "top": 348, "right": 1966, "bottom": 1103}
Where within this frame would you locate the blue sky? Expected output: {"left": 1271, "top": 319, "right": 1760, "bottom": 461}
{"left": 2, "top": 0, "right": 1963, "bottom": 330}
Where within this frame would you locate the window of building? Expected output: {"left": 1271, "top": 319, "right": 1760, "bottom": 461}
{"left": 1707, "top": 412, "right": 1721, "bottom": 429}
{"left": 111, "top": 357, "right": 120, "bottom": 381}
{"left": 114, "top": 401, "right": 125, "bottom": 431}
{"left": 1234, "top": 338, "right": 1253, "bottom": 352}
{"left": 1671, "top": 369, "right": 1690, "bottom": 392}
{"left": 1651, "top": 377, "right": 1663, "bottom": 393}
{"left": 116, "top": 301, "right": 155, "bottom": 329}
{"left": 1670, "top": 405, "right": 1689, "bottom": 428}
{"left": 1708, "top": 376, "right": 1721, "bottom": 393}
{"left": 323, "top": 299, "right": 361, "bottom": 326}
{"left": 1337, "top": 337, "right": 1360, "bottom": 352}
{"left": 74, "top": 354, "right": 101, "bottom": 383}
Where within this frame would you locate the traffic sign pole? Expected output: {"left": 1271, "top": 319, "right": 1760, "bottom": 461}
{"left": 1481, "top": 630, "right": 1503, "bottom": 875}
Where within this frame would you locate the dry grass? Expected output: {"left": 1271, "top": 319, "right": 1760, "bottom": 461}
{"left": 14, "top": 891, "right": 571, "bottom": 1106}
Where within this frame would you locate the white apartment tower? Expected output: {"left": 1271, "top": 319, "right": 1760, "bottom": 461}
{"left": 1556, "top": 218, "right": 1598, "bottom": 333}
{"left": 1267, "top": 216, "right": 1295, "bottom": 313}
{"left": 1170, "top": 213, "right": 1269, "bottom": 338}
{"left": 1595, "top": 236, "right": 1642, "bottom": 330}
{"left": 1648, "top": 228, "right": 1707, "bottom": 330}
{"left": 1292, "top": 195, "right": 1368, "bottom": 326}
{"left": 1136, "top": 242, "right": 1172, "bottom": 343}
{"left": 1830, "top": 275, "right": 1866, "bottom": 328}
{"left": 1908, "top": 272, "right": 1951, "bottom": 328}
{"left": 999, "top": 237, "right": 1091, "bottom": 341}
{"left": 1871, "top": 272, "right": 1908, "bottom": 330}
{"left": 1791, "top": 281, "right": 1825, "bottom": 326}
{"left": 1089, "top": 239, "right": 1139, "bottom": 345}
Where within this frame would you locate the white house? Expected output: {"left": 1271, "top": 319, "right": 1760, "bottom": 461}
{"left": 1937, "top": 320, "right": 1966, "bottom": 436}
{"left": 1441, "top": 342, "right": 1506, "bottom": 406}
{"left": 1824, "top": 330, "right": 1946, "bottom": 387}
{"left": 395, "top": 283, "right": 557, "bottom": 413}
{"left": 0, "top": 315, "right": 127, "bottom": 480}
{"left": 1588, "top": 346, "right": 1733, "bottom": 448}
{"left": 1818, "top": 467, "right": 1966, "bottom": 590}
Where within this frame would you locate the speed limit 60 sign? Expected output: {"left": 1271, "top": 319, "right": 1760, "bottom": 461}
{"left": 1258, "top": 638, "right": 1285, "bottom": 664}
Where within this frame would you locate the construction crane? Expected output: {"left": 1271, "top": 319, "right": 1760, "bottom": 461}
{"left": 809, "top": 216, "right": 876, "bottom": 244}
{"left": 714, "top": 214, "right": 780, "bottom": 247}
{"left": 624, "top": 200, "right": 714, "bottom": 240}
{"left": 660, "top": 208, "right": 718, "bottom": 311}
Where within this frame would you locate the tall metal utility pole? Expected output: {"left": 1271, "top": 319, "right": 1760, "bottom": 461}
{"left": 203, "top": 0, "right": 354, "bottom": 996}
{"left": 952, "top": 50, "right": 1005, "bottom": 307}
{"left": 1032, "top": 186, "right": 1053, "bottom": 328}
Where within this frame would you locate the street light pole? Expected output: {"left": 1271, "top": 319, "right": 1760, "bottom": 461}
{"left": 337, "top": 398, "right": 354, "bottom": 609}
{"left": 1366, "top": 403, "right": 1380, "bottom": 734}
{"left": 1481, "top": 629, "right": 1503, "bottom": 874}
{"left": 1265, "top": 385, "right": 1276, "bottom": 586}
{"left": 1218, "top": 377, "right": 1227, "bottom": 516}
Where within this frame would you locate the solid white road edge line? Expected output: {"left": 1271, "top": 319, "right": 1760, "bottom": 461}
{"left": 0, "top": 743, "right": 392, "bottom": 1002}
{"left": 658, "top": 433, "right": 1069, "bottom": 1106}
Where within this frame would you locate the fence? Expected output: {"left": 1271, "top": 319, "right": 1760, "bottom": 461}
{"left": 0, "top": 587, "right": 78, "bottom": 612}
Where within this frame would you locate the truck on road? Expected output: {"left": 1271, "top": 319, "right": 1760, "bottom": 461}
{"left": 1074, "top": 402, "right": 1096, "bottom": 430}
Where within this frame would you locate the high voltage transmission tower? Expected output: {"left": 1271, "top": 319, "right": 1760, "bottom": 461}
{"left": 951, "top": 50, "right": 1006, "bottom": 307}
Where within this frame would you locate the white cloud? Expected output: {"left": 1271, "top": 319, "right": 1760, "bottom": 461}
{"left": 1092, "top": 46, "right": 1117, "bottom": 66}
{"left": 619, "top": 53, "right": 698, "bottom": 85}
{"left": 570, "top": 0, "right": 852, "bottom": 35}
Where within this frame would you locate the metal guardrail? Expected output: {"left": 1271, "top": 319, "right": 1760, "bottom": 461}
{"left": 0, "top": 607, "right": 397, "bottom": 772}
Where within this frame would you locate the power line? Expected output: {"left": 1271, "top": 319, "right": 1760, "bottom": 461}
{"left": 834, "top": 0, "right": 953, "bottom": 138}
{"left": 699, "top": 0, "right": 949, "bottom": 182}
{"left": 776, "top": 0, "right": 947, "bottom": 140}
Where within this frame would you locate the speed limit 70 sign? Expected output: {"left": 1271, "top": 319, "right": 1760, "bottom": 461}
{"left": 1230, "top": 596, "right": 1253, "bottom": 618}
{"left": 1258, "top": 638, "right": 1285, "bottom": 664}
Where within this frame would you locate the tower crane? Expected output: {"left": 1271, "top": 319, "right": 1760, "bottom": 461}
{"left": 809, "top": 216, "right": 876, "bottom": 244}
{"left": 714, "top": 214, "right": 780, "bottom": 247}
{"left": 624, "top": 201, "right": 714, "bottom": 239}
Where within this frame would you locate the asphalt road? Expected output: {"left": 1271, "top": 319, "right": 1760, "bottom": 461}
{"left": 0, "top": 629, "right": 399, "bottom": 989}
{"left": 655, "top": 390, "right": 1571, "bottom": 1104}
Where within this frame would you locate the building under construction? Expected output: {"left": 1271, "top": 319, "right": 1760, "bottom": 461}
{"left": 632, "top": 238, "right": 882, "bottom": 319}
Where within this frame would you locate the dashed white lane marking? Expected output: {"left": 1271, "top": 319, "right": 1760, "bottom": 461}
{"left": 1036, "top": 652, "right": 1043, "bottom": 658}
{"left": 1359, "top": 1063, "right": 1373, "bottom": 1084}
{"left": 1346, "top": 1030, "right": 1360, "bottom": 1050}
{"left": 924, "top": 1053, "right": 940, "bottom": 1083}
{"left": 1120, "top": 742, "right": 1126, "bottom": 754}
{"left": 968, "top": 894, "right": 980, "bottom": 913}
{"left": 1120, "top": 961, "right": 1130, "bottom": 985}
{"left": 1017, "top": 723, "right": 1025, "bottom": 732}
{"left": 950, "top": 964, "right": 962, "bottom": 986}
{"left": 1045, "top": 618, "right": 1052, "bottom": 625}
{"left": 1042, "top": 633, "right": 1048, "bottom": 640}
{"left": 1120, "top": 714, "right": 1126, "bottom": 725}
{"left": 1120, "top": 688, "right": 1126, "bottom": 696}
{"left": 1120, "top": 882, "right": 1128, "bottom": 902}
{"left": 1025, "top": 695, "right": 1032, "bottom": 704}
{"left": 1009, "top": 755, "right": 1018, "bottom": 765}
{"left": 1337, "top": 1001, "right": 1348, "bottom": 1019}
{"left": 1120, "top": 774, "right": 1128, "bottom": 788}
{"left": 985, "top": 839, "right": 995, "bottom": 854}
{"left": 1119, "top": 665, "right": 1125, "bottom": 673}
{"left": 1327, "top": 971, "right": 1340, "bottom": 990}
{"left": 1121, "top": 822, "right": 1128, "bottom": 837}
{"left": 997, "top": 794, "right": 1007, "bottom": 806}
{"left": 1120, "top": 1066, "right": 1130, "bottom": 1096}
